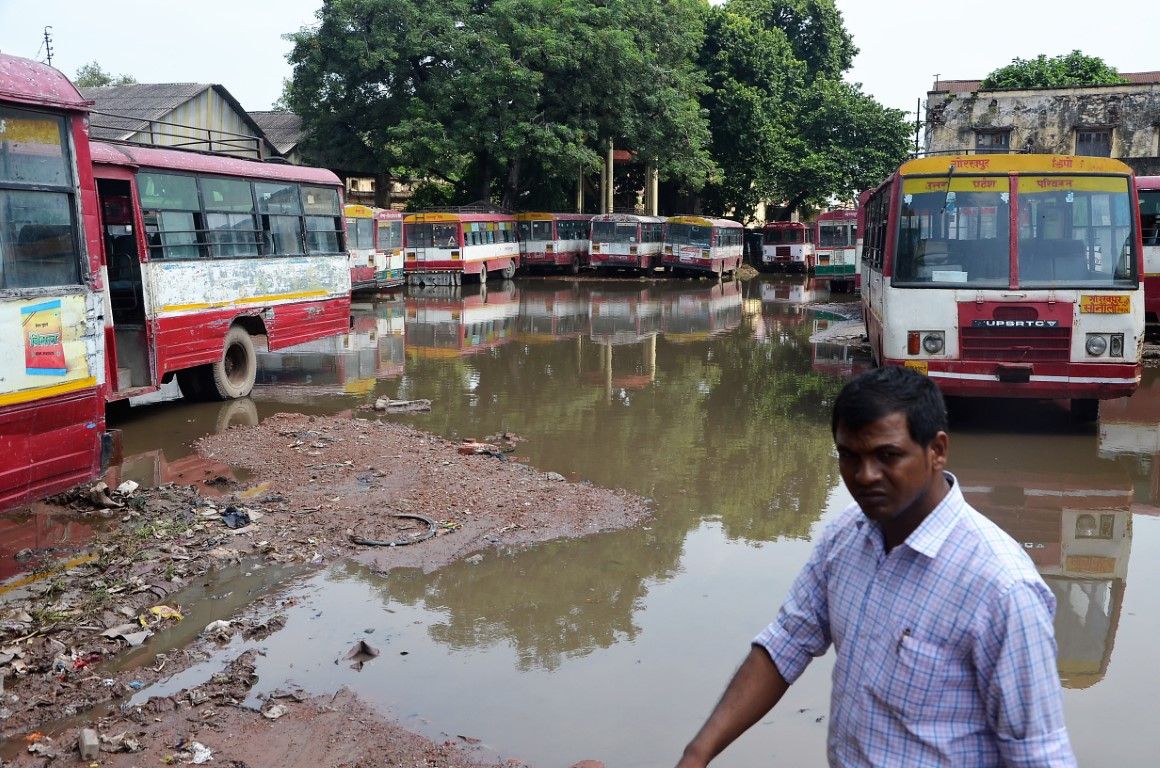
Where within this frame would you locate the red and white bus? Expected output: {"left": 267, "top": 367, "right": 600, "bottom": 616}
{"left": 516, "top": 212, "right": 592, "bottom": 274}
{"left": 92, "top": 142, "right": 351, "bottom": 403}
{"left": 759, "top": 221, "right": 812, "bottom": 272}
{"left": 661, "top": 215, "right": 744, "bottom": 278}
{"left": 404, "top": 211, "right": 519, "bottom": 284}
{"left": 863, "top": 154, "right": 1143, "bottom": 419}
{"left": 811, "top": 208, "right": 859, "bottom": 291}
{"left": 1136, "top": 176, "right": 1160, "bottom": 325}
{"left": 345, "top": 205, "right": 405, "bottom": 291}
{"left": 588, "top": 214, "right": 664, "bottom": 273}
{"left": 0, "top": 54, "right": 108, "bottom": 508}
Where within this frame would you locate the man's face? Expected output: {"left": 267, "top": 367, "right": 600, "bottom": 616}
{"left": 835, "top": 411, "right": 948, "bottom": 526}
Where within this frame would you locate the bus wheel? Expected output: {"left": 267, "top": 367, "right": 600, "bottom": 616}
{"left": 211, "top": 326, "right": 257, "bottom": 400}
{"left": 1070, "top": 398, "right": 1099, "bottom": 423}
{"left": 501, "top": 260, "right": 516, "bottom": 280}
{"left": 480, "top": 263, "right": 489, "bottom": 283}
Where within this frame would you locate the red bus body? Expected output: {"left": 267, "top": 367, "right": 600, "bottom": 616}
{"left": 517, "top": 212, "right": 592, "bottom": 274}
{"left": 404, "top": 212, "right": 519, "bottom": 282}
{"left": 0, "top": 54, "right": 107, "bottom": 509}
{"left": 1136, "top": 176, "right": 1160, "bottom": 324}
{"left": 660, "top": 215, "right": 744, "bottom": 277}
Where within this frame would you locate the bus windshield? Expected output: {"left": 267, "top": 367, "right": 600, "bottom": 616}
{"left": 1016, "top": 176, "right": 1136, "bottom": 288}
{"left": 667, "top": 223, "right": 711, "bottom": 247}
{"left": 818, "top": 223, "right": 854, "bottom": 247}
{"left": 592, "top": 221, "right": 638, "bottom": 243}
{"left": 894, "top": 177, "right": 1010, "bottom": 287}
{"left": 764, "top": 227, "right": 804, "bottom": 245}
{"left": 378, "top": 220, "right": 402, "bottom": 249}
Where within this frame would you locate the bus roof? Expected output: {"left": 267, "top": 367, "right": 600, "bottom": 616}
{"left": 0, "top": 53, "right": 89, "bottom": 111}
{"left": 591, "top": 213, "right": 665, "bottom": 223}
{"left": 762, "top": 221, "right": 808, "bottom": 230}
{"left": 344, "top": 204, "right": 375, "bottom": 218}
{"left": 515, "top": 212, "right": 593, "bottom": 221}
{"left": 404, "top": 212, "right": 514, "bottom": 223}
{"left": 666, "top": 215, "right": 742, "bottom": 228}
{"left": 815, "top": 209, "right": 857, "bottom": 222}
{"left": 899, "top": 154, "right": 1134, "bottom": 176}
{"left": 90, "top": 141, "right": 341, "bottom": 186}
{"left": 1136, "top": 176, "right": 1160, "bottom": 190}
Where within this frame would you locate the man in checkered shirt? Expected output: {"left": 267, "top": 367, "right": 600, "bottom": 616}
{"left": 677, "top": 366, "right": 1076, "bottom": 767}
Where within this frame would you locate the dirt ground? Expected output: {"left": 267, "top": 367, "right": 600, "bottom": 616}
{"left": 0, "top": 413, "right": 646, "bottom": 766}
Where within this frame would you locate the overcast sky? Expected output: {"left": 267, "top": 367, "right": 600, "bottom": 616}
{"left": 0, "top": 0, "right": 1155, "bottom": 117}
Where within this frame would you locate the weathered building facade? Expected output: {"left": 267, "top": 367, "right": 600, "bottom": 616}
{"left": 924, "top": 73, "right": 1160, "bottom": 175}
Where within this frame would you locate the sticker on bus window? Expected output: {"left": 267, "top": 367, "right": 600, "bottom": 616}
{"left": 1079, "top": 295, "right": 1131, "bottom": 314}
{"left": 903, "top": 360, "right": 929, "bottom": 375}
{"left": 21, "top": 299, "right": 68, "bottom": 375}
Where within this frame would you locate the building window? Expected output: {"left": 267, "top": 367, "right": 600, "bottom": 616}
{"left": 975, "top": 130, "right": 1011, "bottom": 154}
{"left": 1076, "top": 129, "right": 1112, "bottom": 157}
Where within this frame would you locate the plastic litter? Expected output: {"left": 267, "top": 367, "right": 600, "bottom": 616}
{"left": 189, "top": 741, "right": 213, "bottom": 764}
{"left": 221, "top": 506, "right": 251, "bottom": 529}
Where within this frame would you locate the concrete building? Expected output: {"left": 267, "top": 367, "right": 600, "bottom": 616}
{"left": 81, "top": 83, "right": 278, "bottom": 160}
{"left": 924, "top": 72, "right": 1160, "bottom": 175}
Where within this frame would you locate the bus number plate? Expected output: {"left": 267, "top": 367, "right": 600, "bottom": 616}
{"left": 1079, "top": 295, "right": 1130, "bottom": 314}
{"left": 904, "top": 360, "right": 928, "bottom": 375}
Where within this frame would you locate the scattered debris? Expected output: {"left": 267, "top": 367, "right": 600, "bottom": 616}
{"left": 349, "top": 513, "right": 438, "bottom": 547}
{"left": 221, "top": 505, "right": 252, "bottom": 529}
{"left": 373, "top": 397, "right": 432, "bottom": 413}
{"left": 262, "top": 703, "right": 288, "bottom": 720}
{"left": 188, "top": 741, "right": 214, "bottom": 764}
{"left": 87, "top": 481, "right": 123, "bottom": 509}
{"left": 342, "top": 640, "right": 380, "bottom": 671}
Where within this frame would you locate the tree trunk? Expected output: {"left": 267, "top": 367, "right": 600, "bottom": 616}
{"left": 476, "top": 151, "right": 492, "bottom": 204}
{"left": 374, "top": 172, "right": 392, "bottom": 209}
{"left": 502, "top": 157, "right": 521, "bottom": 211}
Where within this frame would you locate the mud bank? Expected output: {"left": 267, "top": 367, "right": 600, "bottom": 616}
{"left": 0, "top": 413, "right": 649, "bottom": 764}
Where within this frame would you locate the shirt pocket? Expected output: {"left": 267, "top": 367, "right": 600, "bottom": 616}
{"left": 873, "top": 632, "right": 951, "bottom": 723}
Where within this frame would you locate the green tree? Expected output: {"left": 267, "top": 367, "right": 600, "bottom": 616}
{"left": 728, "top": 0, "right": 855, "bottom": 82}
{"left": 74, "top": 61, "right": 136, "bottom": 87}
{"left": 981, "top": 50, "right": 1126, "bottom": 90}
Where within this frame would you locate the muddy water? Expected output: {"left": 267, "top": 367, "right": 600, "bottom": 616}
{"left": 43, "top": 277, "right": 1160, "bottom": 765}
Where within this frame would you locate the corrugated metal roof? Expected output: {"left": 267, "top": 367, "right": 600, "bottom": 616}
{"left": 248, "top": 110, "right": 303, "bottom": 155}
{"left": 81, "top": 82, "right": 211, "bottom": 140}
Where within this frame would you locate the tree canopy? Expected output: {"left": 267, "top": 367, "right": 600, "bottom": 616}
{"left": 74, "top": 61, "right": 136, "bottom": 88}
{"left": 285, "top": 0, "right": 908, "bottom": 219}
{"left": 981, "top": 50, "right": 1126, "bottom": 90}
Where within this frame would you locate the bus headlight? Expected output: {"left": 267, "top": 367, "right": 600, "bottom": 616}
{"left": 908, "top": 331, "right": 943, "bottom": 355}
{"left": 922, "top": 332, "right": 944, "bottom": 354}
{"left": 1085, "top": 334, "right": 1108, "bottom": 356}
{"left": 1109, "top": 333, "right": 1124, "bottom": 357}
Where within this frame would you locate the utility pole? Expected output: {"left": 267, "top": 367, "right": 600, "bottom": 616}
{"left": 914, "top": 98, "right": 922, "bottom": 155}
{"left": 42, "top": 26, "right": 53, "bottom": 67}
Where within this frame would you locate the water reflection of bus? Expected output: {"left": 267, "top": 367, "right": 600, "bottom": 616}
{"left": 956, "top": 434, "right": 1131, "bottom": 688}
{"left": 405, "top": 283, "right": 521, "bottom": 359}
{"left": 517, "top": 285, "right": 589, "bottom": 343}
{"left": 589, "top": 286, "right": 662, "bottom": 346}
{"left": 373, "top": 297, "right": 407, "bottom": 378}
{"left": 253, "top": 309, "right": 383, "bottom": 400}
{"left": 759, "top": 221, "right": 812, "bottom": 272}
{"left": 810, "top": 339, "right": 871, "bottom": 378}
{"left": 659, "top": 281, "right": 742, "bottom": 342}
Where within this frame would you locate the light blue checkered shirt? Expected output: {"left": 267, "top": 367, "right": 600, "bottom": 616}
{"left": 755, "top": 473, "right": 1076, "bottom": 767}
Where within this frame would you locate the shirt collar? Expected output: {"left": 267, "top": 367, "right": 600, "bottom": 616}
{"left": 902, "top": 471, "right": 963, "bottom": 559}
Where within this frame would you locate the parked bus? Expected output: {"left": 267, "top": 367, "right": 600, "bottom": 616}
{"left": 759, "top": 221, "right": 812, "bottom": 272}
{"left": 92, "top": 141, "right": 351, "bottom": 404}
{"left": 404, "top": 211, "right": 518, "bottom": 285}
{"left": 661, "top": 215, "right": 744, "bottom": 278}
{"left": 811, "top": 208, "right": 859, "bottom": 291}
{"left": 345, "top": 205, "right": 405, "bottom": 291}
{"left": 862, "top": 154, "right": 1143, "bottom": 419}
{"left": 1136, "top": 176, "right": 1160, "bottom": 325}
{"left": 0, "top": 53, "right": 108, "bottom": 508}
{"left": 516, "top": 212, "right": 592, "bottom": 274}
{"left": 588, "top": 213, "right": 664, "bottom": 273}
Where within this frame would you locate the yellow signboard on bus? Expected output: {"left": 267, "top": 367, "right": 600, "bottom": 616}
{"left": 1079, "top": 295, "right": 1131, "bottom": 314}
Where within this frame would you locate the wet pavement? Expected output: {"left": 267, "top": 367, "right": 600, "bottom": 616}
{"left": 5, "top": 275, "right": 1160, "bottom": 765}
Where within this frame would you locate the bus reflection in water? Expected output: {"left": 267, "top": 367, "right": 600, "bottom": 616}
{"left": 517, "top": 285, "right": 588, "bottom": 344}
{"left": 658, "top": 281, "right": 743, "bottom": 342}
{"left": 405, "top": 283, "right": 521, "bottom": 360}
{"left": 955, "top": 434, "right": 1131, "bottom": 688}
{"left": 586, "top": 286, "right": 661, "bottom": 401}
{"left": 251, "top": 303, "right": 402, "bottom": 403}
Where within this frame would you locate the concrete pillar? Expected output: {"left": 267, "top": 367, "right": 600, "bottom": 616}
{"left": 577, "top": 167, "right": 585, "bottom": 213}
{"left": 646, "top": 164, "right": 659, "bottom": 217}
{"left": 605, "top": 140, "right": 615, "bottom": 214}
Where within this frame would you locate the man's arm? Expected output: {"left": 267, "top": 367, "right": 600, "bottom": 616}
{"left": 676, "top": 646, "right": 790, "bottom": 768}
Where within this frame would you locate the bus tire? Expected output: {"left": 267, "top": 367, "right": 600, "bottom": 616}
{"left": 210, "top": 325, "right": 257, "bottom": 400}
{"left": 1070, "top": 398, "right": 1099, "bottom": 423}
{"left": 501, "top": 260, "right": 516, "bottom": 280}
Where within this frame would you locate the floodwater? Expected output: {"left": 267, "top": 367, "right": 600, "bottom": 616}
{"left": 10, "top": 275, "right": 1160, "bottom": 766}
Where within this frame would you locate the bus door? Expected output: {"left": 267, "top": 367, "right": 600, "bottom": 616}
{"left": 95, "top": 174, "right": 156, "bottom": 394}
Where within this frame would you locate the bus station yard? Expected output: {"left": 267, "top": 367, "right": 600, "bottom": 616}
{"left": 0, "top": 413, "right": 649, "bottom": 766}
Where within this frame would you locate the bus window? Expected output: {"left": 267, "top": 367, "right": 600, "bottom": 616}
{"left": 531, "top": 220, "right": 552, "bottom": 240}
{"left": 256, "top": 181, "right": 304, "bottom": 256}
{"left": 406, "top": 223, "right": 434, "bottom": 248}
{"left": 668, "top": 224, "right": 711, "bottom": 246}
{"left": 434, "top": 223, "right": 458, "bottom": 247}
{"left": 202, "top": 177, "right": 258, "bottom": 258}
{"left": 894, "top": 178, "right": 1009, "bottom": 286}
{"left": 140, "top": 172, "right": 201, "bottom": 259}
{"left": 302, "top": 186, "right": 342, "bottom": 254}
{"left": 1017, "top": 176, "right": 1135, "bottom": 287}
{"left": 378, "top": 220, "right": 401, "bottom": 249}
{"left": 819, "top": 224, "right": 852, "bottom": 247}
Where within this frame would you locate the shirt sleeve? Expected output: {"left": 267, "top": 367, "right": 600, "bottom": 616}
{"left": 972, "top": 579, "right": 1077, "bottom": 768}
{"left": 753, "top": 533, "right": 834, "bottom": 684}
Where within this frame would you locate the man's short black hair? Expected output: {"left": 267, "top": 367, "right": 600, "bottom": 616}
{"left": 831, "top": 366, "right": 948, "bottom": 446}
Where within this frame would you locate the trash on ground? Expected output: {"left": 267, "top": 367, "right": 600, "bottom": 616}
{"left": 221, "top": 505, "right": 252, "bottom": 529}
{"left": 262, "top": 703, "right": 288, "bottom": 720}
{"left": 373, "top": 397, "right": 432, "bottom": 413}
{"left": 342, "top": 640, "right": 380, "bottom": 671}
